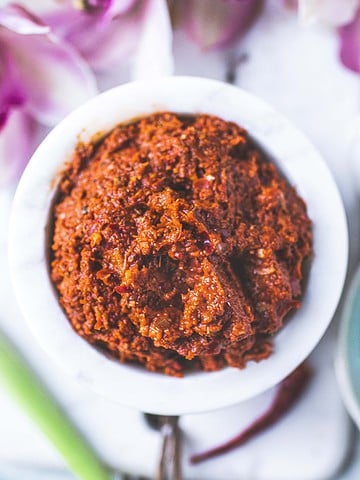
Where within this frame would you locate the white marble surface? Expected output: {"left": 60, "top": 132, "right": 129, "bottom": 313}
{"left": 0, "top": 208, "right": 353, "bottom": 479}
{"left": 1, "top": 0, "right": 360, "bottom": 479}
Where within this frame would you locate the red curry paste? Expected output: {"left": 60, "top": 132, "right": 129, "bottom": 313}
{"left": 50, "top": 113, "right": 312, "bottom": 376}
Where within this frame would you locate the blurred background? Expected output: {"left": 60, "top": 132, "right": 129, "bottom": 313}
{"left": 1, "top": 0, "right": 360, "bottom": 478}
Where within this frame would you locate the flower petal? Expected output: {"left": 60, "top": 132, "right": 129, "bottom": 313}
{"left": 339, "top": 7, "right": 360, "bottom": 73}
{"left": 109, "top": 0, "right": 139, "bottom": 15}
{"left": 178, "top": 0, "right": 264, "bottom": 51}
{"left": 76, "top": 7, "right": 145, "bottom": 71}
{"left": 45, "top": 2, "right": 146, "bottom": 71}
{"left": 0, "top": 110, "right": 35, "bottom": 186}
{"left": 73, "top": 0, "right": 137, "bottom": 16}
{"left": 132, "top": 0, "right": 173, "bottom": 80}
{"left": 73, "top": 0, "right": 112, "bottom": 12}
{"left": 0, "top": 44, "right": 26, "bottom": 130}
{"left": 0, "top": 3, "right": 49, "bottom": 34}
{"left": 0, "top": 16, "right": 97, "bottom": 125}
{"left": 0, "top": 1, "right": 65, "bottom": 14}
{"left": 298, "top": 0, "right": 360, "bottom": 26}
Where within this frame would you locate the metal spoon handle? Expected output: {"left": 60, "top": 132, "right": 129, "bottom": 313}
{"left": 156, "top": 416, "right": 182, "bottom": 480}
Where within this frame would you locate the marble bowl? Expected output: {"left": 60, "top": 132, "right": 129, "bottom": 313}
{"left": 9, "top": 76, "right": 348, "bottom": 414}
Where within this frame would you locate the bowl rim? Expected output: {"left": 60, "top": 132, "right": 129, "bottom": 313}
{"left": 335, "top": 264, "right": 360, "bottom": 429}
{"left": 9, "top": 76, "right": 349, "bottom": 414}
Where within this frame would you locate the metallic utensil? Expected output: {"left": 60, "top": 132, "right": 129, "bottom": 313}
{"left": 144, "top": 414, "right": 182, "bottom": 480}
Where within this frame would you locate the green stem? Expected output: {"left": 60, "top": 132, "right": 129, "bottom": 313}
{"left": 0, "top": 331, "right": 113, "bottom": 480}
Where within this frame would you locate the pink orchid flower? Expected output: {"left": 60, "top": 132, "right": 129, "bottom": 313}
{"left": 44, "top": 0, "right": 148, "bottom": 72}
{"left": 46, "top": 0, "right": 263, "bottom": 64}
{"left": 339, "top": 7, "right": 360, "bottom": 73}
{"left": 0, "top": 0, "right": 267, "bottom": 185}
{"left": 0, "top": 3, "right": 97, "bottom": 185}
{"left": 74, "top": 0, "right": 138, "bottom": 16}
{"left": 175, "top": 0, "right": 264, "bottom": 51}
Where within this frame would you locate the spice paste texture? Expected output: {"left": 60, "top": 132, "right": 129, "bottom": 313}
{"left": 51, "top": 113, "right": 312, "bottom": 376}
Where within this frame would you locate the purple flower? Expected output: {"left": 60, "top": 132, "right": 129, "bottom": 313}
{"left": 175, "top": 0, "right": 264, "bottom": 51}
{"left": 0, "top": 4, "right": 97, "bottom": 185}
{"left": 0, "top": 0, "right": 268, "bottom": 185}
{"left": 339, "top": 6, "right": 360, "bottom": 73}
{"left": 73, "top": 0, "right": 137, "bottom": 16}
{"left": 73, "top": 0, "right": 113, "bottom": 13}
{"left": 44, "top": 0, "right": 147, "bottom": 72}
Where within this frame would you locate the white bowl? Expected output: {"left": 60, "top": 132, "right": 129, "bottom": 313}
{"left": 9, "top": 76, "right": 348, "bottom": 415}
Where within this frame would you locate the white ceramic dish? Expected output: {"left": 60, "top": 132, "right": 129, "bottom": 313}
{"left": 9, "top": 76, "right": 348, "bottom": 415}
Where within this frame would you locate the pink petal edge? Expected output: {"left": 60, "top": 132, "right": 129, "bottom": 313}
{"left": 72, "top": 0, "right": 136, "bottom": 16}
{"left": 45, "top": 1, "right": 147, "bottom": 71}
{"left": 180, "top": 0, "right": 264, "bottom": 51}
{"left": 0, "top": 3, "right": 49, "bottom": 35}
{"left": 108, "top": 0, "right": 139, "bottom": 16}
{"left": 0, "top": 4, "right": 98, "bottom": 125}
{"left": 0, "top": 16, "right": 97, "bottom": 125}
{"left": 0, "top": 43, "right": 26, "bottom": 130}
{"left": 339, "top": 7, "right": 360, "bottom": 73}
{"left": 0, "top": 110, "right": 35, "bottom": 186}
